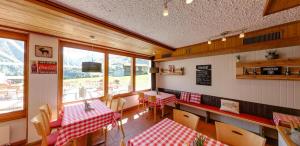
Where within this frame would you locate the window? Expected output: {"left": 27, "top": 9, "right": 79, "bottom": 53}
{"left": 0, "top": 38, "right": 25, "bottom": 114}
{"left": 63, "top": 47, "right": 104, "bottom": 103}
{"left": 135, "top": 58, "right": 151, "bottom": 91}
{"left": 108, "top": 54, "right": 132, "bottom": 94}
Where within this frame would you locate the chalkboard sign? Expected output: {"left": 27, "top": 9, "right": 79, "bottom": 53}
{"left": 196, "top": 65, "right": 211, "bottom": 86}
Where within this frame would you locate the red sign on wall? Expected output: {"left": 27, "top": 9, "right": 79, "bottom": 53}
{"left": 31, "top": 61, "right": 57, "bottom": 74}
{"left": 38, "top": 61, "right": 57, "bottom": 74}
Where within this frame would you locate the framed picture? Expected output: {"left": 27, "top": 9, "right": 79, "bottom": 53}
{"left": 35, "top": 45, "right": 53, "bottom": 58}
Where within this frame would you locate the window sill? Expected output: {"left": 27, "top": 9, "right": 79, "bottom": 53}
{"left": 0, "top": 110, "right": 26, "bottom": 122}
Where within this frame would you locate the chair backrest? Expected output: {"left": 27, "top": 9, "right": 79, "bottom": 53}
{"left": 138, "top": 92, "right": 145, "bottom": 100}
{"left": 39, "top": 104, "right": 52, "bottom": 121}
{"left": 119, "top": 138, "right": 126, "bottom": 146}
{"left": 106, "top": 94, "right": 114, "bottom": 108}
{"left": 215, "top": 122, "right": 266, "bottom": 146}
{"left": 31, "top": 114, "right": 49, "bottom": 146}
{"left": 173, "top": 109, "right": 199, "bottom": 130}
{"left": 148, "top": 96, "right": 156, "bottom": 103}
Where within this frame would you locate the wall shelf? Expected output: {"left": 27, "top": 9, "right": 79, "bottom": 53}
{"left": 236, "top": 58, "right": 300, "bottom": 81}
{"left": 159, "top": 68, "right": 184, "bottom": 75}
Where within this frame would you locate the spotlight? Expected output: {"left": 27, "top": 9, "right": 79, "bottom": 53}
{"left": 163, "top": 2, "right": 168, "bottom": 16}
{"left": 186, "top": 0, "right": 193, "bottom": 4}
{"left": 239, "top": 32, "right": 245, "bottom": 38}
{"left": 208, "top": 40, "right": 212, "bottom": 45}
{"left": 222, "top": 37, "right": 226, "bottom": 42}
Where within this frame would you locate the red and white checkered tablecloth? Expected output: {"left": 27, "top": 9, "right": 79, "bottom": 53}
{"left": 144, "top": 91, "right": 177, "bottom": 108}
{"left": 56, "top": 100, "right": 114, "bottom": 146}
{"left": 273, "top": 112, "right": 300, "bottom": 126}
{"left": 128, "top": 118, "right": 227, "bottom": 146}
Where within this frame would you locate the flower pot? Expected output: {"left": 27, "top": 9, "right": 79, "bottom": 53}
{"left": 290, "top": 129, "right": 300, "bottom": 145}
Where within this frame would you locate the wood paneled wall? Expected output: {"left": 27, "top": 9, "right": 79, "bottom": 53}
{"left": 155, "top": 21, "right": 300, "bottom": 62}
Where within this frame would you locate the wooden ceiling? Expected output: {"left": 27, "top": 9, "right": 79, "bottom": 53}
{"left": 0, "top": 0, "right": 174, "bottom": 57}
{"left": 263, "top": 0, "right": 300, "bottom": 16}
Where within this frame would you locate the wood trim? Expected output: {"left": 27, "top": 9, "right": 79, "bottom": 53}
{"left": 0, "top": 29, "right": 28, "bottom": 122}
{"left": 26, "top": 0, "right": 175, "bottom": 51}
{"left": 155, "top": 20, "right": 300, "bottom": 62}
{"left": 104, "top": 53, "right": 109, "bottom": 97}
{"left": 25, "top": 139, "right": 41, "bottom": 146}
{"left": 132, "top": 58, "right": 136, "bottom": 92}
{"left": 263, "top": 0, "right": 300, "bottom": 16}
{"left": 60, "top": 40, "right": 152, "bottom": 60}
{"left": 277, "top": 126, "right": 297, "bottom": 146}
{"left": 57, "top": 41, "right": 63, "bottom": 113}
{"left": 178, "top": 101, "right": 276, "bottom": 129}
{"left": 11, "top": 139, "right": 27, "bottom": 146}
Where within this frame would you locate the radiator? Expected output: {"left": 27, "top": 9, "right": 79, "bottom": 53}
{"left": 0, "top": 125, "right": 10, "bottom": 145}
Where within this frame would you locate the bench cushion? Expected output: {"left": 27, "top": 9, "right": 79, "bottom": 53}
{"left": 180, "top": 92, "right": 191, "bottom": 102}
{"left": 190, "top": 93, "right": 201, "bottom": 104}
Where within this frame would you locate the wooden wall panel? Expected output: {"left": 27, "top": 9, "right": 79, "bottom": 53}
{"left": 155, "top": 21, "right": 300, "bottom": 62}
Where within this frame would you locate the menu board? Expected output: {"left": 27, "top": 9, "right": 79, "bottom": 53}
{"left": 196, "top": 65, "right": 211, "bottom": 86}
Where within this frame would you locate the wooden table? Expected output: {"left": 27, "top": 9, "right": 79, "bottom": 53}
{"left": 143, "top": 91, "right": 177, "bottom": 117}
{"left": 128, "top": 118, "right": 228, "bottom": 146}
{"left": 56, "top": 100, "right": 114, "bottom": 146}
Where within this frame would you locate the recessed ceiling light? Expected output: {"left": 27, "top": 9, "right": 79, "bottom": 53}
{"left": 186, "top": 0, "right": 193, "bottom": 4}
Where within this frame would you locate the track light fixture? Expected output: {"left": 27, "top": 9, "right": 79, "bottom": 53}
{"left": 163, "top": 0, "right": 169, "bottom": 16}
{"left": 222, "top": 36, "right": 226, "bottom": 42}
{"left": 186, "top": 0, "right": 193, "bottom": 4}
{"left": 239, "top": 32, "right": 245, "bottom": 38}
{"left": 207, "top": 40, "right": 212, "bottom": 45}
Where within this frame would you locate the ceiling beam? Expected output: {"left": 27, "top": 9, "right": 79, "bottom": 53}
{"left": 26, "top": 0, "right": 175, "bottom": 51}
{"left": 263, "top": 0, "right": 300, "bottom": 16}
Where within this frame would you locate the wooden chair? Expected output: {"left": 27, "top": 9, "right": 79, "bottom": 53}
{"left": 138, "top": 92, "right": 146, "bottom": 109}
{"left": 40, "top": 104, "right": 62, "bottom": 130}
{"left": 105, "top": 94, "right": 114, "bottom": 108}
{"left": 31, "top": 113, "right": 57, "bottom": 146}
{"left": 173, "top": 109, "right": 199, "bottom": 130}
{"left": 148, "top": 96, "right": 161, "bottom": 121}
{"left": 215, "top": 122, "right": 266, "bottom": 146}
{"left": 119, "top": 138, "right": 126, "bottom": 146}
{"left": 111, "top": 98, "right": 126, "bottom": 138}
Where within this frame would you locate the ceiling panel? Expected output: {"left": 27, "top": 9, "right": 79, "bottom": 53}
{"left": 0, "top": 0, "right": 173, "bottom": 56}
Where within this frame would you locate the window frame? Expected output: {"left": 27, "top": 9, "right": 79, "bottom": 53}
{"left": 135, "top": 58, "right": 152, "bottom": 92}
{"left": 0, "top": 29, "right": 28, "bottom": 122}
{"left": 58, "top": 41, "right": 152, "bottom": 110}
{"left": 58, "top": 42, "right": 107, "bottom": 106}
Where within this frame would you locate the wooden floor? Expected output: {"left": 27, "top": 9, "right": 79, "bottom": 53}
{"left": 33, "top": 105, "right": 276, "bottom": 146}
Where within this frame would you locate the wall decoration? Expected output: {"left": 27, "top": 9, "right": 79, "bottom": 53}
{"left": 31, "top": 60, "right": 57, "bottom": 74}
{"left": 35, "top": 45, "right": 53, "bottom": 58}
{"left": 196, "top": 65, "right": 211, "bottom": 86}
{"left": 38, "top": 61, "right": 57, "bottom": 74}
{"left": 31, "top": 61, "right": 38, "bottom": 74}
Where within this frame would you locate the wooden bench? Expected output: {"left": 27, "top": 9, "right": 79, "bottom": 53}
{"left": 176, "top": 100, "right": 276, "bottom": 136}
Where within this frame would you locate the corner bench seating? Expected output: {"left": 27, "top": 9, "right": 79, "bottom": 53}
{"left": 177, "top": 100, "right": 275, "bottom": 131}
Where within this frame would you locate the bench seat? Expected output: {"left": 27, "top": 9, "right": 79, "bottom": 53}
{"left": 177, "top": 100, "right": 276, "bottom": 129}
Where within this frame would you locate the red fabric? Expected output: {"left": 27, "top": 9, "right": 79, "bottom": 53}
{"left": 178, "top": 101, "right": 274, "bottom": 127}
{"left": 50, "top": 118, "right": 62, "bottom": 129}
{"left": 273, "top": 112, "right": 300, "bottom": 126}
{"left": 190, "top": 93, "right": 201, "bottom": 104}
{"left": 128, "top": 118, "right": 227, "bottom": 146}
{"left": 180, "top": 92, "right": 191, "bottom": 102}
{"left": 47, "top": 132, "right": 58, "bottom": 146}
{"left": 114, "top": 112, "right": 121, "bottom": 121}
{"left": 139, "top": 98, "right": 147, "bottom": 103}
{"left": 56, "top": 100, "right": 115, "bottom": 146}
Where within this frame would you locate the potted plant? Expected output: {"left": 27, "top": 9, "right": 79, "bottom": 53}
{"left": 193, "top": 134, "right": 206, "bottom": 146}
{"left": 290, "top": 121, "right": 300, "bottom": 145}
{"left": 265, "top": 50, "right": 279, "bottom": 60}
